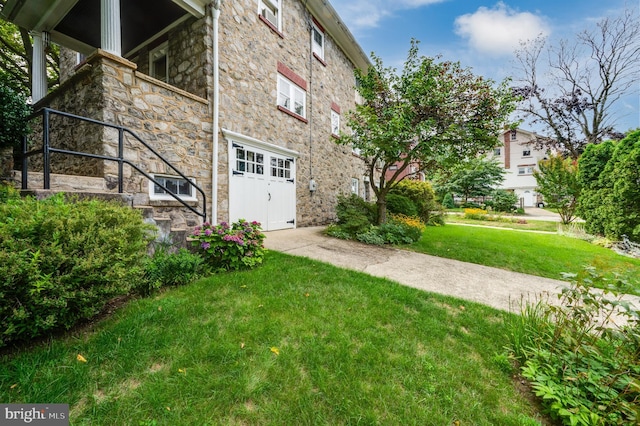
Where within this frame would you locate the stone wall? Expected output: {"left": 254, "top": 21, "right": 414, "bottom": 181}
{"left": 126, "top": 16, "right": 210, "bottom": 99}
{"left": 39, "top": 0, "right": 370, "bottom": 228}
{"left": 217, "top": 0, "right": 369, "bottom": 226}
{"left": 28, "top": 56, "right": 106, "bottom": 177}
{"left": 33, "top": 49, "right": 213, "bottom": 226}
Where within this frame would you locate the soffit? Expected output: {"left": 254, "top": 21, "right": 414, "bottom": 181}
{"left": 1, "top": 0, "right": 204, "bottom": 53}
{"left": 305, "top": 0, "right": 371, "bottom": 71}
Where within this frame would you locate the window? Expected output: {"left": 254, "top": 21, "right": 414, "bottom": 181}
{"left": 149, "top": 42, "right": 168, "bottom": 82}
{"left": 351, "top": 178, "right": 359, "bottom": 195}
{"left": 236, "top": 148, "right": 264, "bottom": 175}
{"left": 493, "top": 148, "right": 501, "bottom": 156}
{"left": 331, "top": 109, "right": 340, "bottom": 136}
{"left": 311, "top": 22, "right": 324, "bottom": 61}
{"left": 76, "top": 52, "right": 87, "bottom": 65}
{"left": 150, "top": 175, "right": 196, "bottom": 201}
{"left": 522, "top": 149, "right": 531, "bottom": 157}
{"left": 389, "top": 164, "right": 398, "bottom": 171}
{"left": 518, "top": 166, "right": 534, "bottom": 175}
{"left": 278, "top": 74, "right": 306, "bottom": 118}
{"left": 259, "top": 0, "right": 280, "bottom": 30}
{"left": 271, "top": 157, "right": 292, "bottom": 179}
{"left": 510, "top": 129, "right": 517, "bottom": 140}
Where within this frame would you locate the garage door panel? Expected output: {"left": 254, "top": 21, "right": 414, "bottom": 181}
{"left": 229, "top": 142, "right": 296, "bottom": 231}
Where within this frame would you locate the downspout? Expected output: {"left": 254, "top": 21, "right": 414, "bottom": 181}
{"left": 211, "top": 0, "right": 221, "bottom": 223}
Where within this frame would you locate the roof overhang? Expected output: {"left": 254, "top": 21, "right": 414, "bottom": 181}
{"left": 305, "top": 0, "right": 371, "bottom": 71}
{"left": 1, "top": 0, "right": 208, "bottom": 54}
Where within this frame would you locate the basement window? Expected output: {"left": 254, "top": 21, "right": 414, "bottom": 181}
{"left": 150, "top": 174, "right": 197, "bottom": 201}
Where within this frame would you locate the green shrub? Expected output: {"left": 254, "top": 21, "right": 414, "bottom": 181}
{"left": 355, "top": 229, "right": 386, "bottom": 245}
{"left": 386, "top": 193, "right": 418, "bottom": 217}
{"left": 389, "top": 180, "right": 441, "bottom": 224}
{"left": 138, "top": 247, "right": 206, "bottom": 296}
{"left": 0, "top": 183, "right": 20, "bottom": 203}
{"left": 0, "top": 192, "right": 154, "bottom": 347}
{"left": 192, "top": 219, "right": 266, "bottom": 271}
{"left": 491, "top": 189, "right": 518, "bottom": 212}
{"left": 442, "top": 192, "right": 455, "bottom": 209}
{"left": 378, "top": 220, "right": 422, "bottom": 244}
{"left": 334, "top": 194, "right": 377, "bottom": 236}
{"left": 507, "top": 268, "right": 640, "bottom": 425}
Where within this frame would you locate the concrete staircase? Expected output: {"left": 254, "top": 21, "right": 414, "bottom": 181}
{"left": 10, "top": 171, "right": 193, "bottom": 251}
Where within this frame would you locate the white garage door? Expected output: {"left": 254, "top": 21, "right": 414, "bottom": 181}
{"left": 228, "top": 139, "right": 297, "bottom": 231}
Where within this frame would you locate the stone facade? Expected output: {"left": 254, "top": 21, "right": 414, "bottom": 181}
{"left": 216, "top": 0, "right": 368, "bottom": 226}
{"left": 20, "top": 0, "right": 369, "bottom": 229}
{"left": 30, "top": 50, "right": 213, "bottom": 226}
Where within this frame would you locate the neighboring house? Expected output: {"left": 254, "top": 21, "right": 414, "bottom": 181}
{"left": 384, "top": 158, "right": 425, "bottom": 183}
{"left": 491, "top": 128, "right": 551, "bottom": 207}
{"left": 0, "top": 0, "right": 371, "bottom": 230}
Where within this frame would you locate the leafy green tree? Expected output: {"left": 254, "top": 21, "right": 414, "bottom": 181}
{"left": 533, "top": 154, "right": 581, "bottom": 224}
{"left": 578, "top": 130, "right": 640, "bottom": 242}
{"left": 433, "top": 156, "right": 504, "bottom": 203}
{"left": 0, "top": 6, "right": 59, "bottom": 96}
{"left": 577, "top": 140, "right": 616, "bottom": 236}
{"left": 0, "top": 76, "right": 31, "bottom": 150}
{"left": 336, "top": 40, "right": 515, "bottom": 223}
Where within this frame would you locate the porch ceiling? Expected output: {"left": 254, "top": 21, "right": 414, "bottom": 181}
{"left": 1, "top": 0, "right": 207, "bottom": 54}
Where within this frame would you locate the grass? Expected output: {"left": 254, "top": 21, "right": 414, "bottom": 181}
{"left": 0, "top": 252, "right": 546, "bottom": 425}
{"left": 445, "top": 214, "right": 559, "bottom": 232}
{"left": 411, "top": 224, "right": 640, "bottom": 291}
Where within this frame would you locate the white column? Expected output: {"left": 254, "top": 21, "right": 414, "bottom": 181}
{"left": 31, "top": 32, "right": 47, "bottom": 103}
{"left": 101, "top": 0, "right": 121, "bottom": 55}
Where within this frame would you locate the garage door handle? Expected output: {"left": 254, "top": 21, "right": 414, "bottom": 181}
{"left": 268, "top": 193, "right": 271, "bottom": 201}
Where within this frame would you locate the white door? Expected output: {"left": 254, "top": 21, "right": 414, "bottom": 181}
{"left": 523, "top": 190, "right": 534, "bottom": 207}
{"left": 229, "top": 142, "right": 296, "bottom": 231}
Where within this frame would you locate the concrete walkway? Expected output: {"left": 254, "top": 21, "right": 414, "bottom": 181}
{"left": 264, "top": 226, "right": 567, "bottom": 313}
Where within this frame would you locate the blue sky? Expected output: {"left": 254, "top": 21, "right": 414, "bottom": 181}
{"left": 331, "top": 0, "right": 640, "bottom": 134}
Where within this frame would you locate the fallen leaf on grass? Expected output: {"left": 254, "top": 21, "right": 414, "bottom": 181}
{"left": 10, "top": 384, "right": 17, "bottom": 389}
{"left": 77, "top": 354, "right": 87, "bottom": 363}
{"left": 270, "top": 347, "right": 280, "bottom": 356}
{"left": 178, "top": 368, "right": 186, "bottom": 374}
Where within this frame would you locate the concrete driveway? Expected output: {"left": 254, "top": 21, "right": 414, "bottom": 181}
{"left": 264, "top": 226, "right": 567, "bottom": 313}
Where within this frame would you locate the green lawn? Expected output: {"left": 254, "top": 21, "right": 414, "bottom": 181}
{"left": 412, "top": 224, "right": 640, "bottom": 291}
{"left": 1, "top": 252, "right": 546, "bottom": 425}
{"left": 445, "top": 214, "right": 559, "bottom": 232}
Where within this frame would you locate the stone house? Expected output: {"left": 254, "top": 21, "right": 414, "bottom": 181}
{"left": 491, "top": 128, "right": 551, "bottom": 207}
{"left": 0, "top": 0, "right": 371, "bottom": 231}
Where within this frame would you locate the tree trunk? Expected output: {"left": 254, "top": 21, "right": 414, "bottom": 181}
{"left": 376, "top": 198, "right": 387, "bottom": 225}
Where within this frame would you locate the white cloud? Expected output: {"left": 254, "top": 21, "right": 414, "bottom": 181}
{"left": 334, "top": 0, "right": 447, "bottom": 30}
{"left": 454, "top": 2, "right": 550, "bottom": 57}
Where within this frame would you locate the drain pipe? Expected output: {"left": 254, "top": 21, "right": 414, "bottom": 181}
{"left": 211, "top": 0, "right": 221, "bottom": 224}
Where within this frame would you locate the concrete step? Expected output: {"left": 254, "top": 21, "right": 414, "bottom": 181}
{"left": 11, "top": 170, "right": 108, "bottom": 192}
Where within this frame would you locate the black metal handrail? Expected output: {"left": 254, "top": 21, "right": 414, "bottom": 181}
{"left": 21, "top": 107, "right": 207, "bottom": 222}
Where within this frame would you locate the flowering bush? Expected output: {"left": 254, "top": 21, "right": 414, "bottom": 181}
{"left": 390, "top": 213, "right": 426, "bottom": 233}
{"left": 192, "top": 219, "right": 266, "bottom": 271}
{"left": 463, "top": 208, "right": 488, "bottom": 220}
